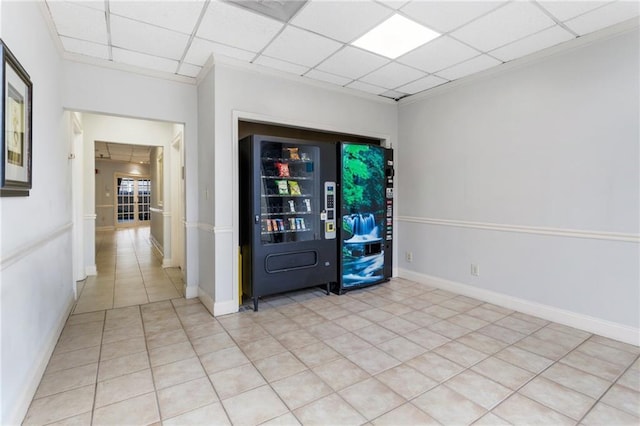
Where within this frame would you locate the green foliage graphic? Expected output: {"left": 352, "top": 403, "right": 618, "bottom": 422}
{"left": 342, "top": 144, "right": 385, "bottom": 215}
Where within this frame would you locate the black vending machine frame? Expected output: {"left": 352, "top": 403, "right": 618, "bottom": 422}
{"left": 335, "top": 141, "right": 394, "bottom": 294}
{"left": 239, "top": 134, "right": 338, "bottom": 311}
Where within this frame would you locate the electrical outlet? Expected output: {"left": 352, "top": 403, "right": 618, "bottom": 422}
{"left": 471, "top": 263, "right": 480, "bottom": 276}
{"left": 405, "top": 251, "right": 413, "bottom": 263}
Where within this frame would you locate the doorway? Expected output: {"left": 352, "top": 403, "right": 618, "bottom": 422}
{"left": 115, "top": 174, "right": 151, "bottom": 227}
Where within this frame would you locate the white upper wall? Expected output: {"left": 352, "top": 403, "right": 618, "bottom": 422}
{"left": 397, "top": 26, "right": 639, "bottom": 334}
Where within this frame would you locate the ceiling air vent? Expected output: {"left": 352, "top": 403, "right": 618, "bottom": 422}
{"left": 223, "top": 0, "right": 307, "bottom": 23}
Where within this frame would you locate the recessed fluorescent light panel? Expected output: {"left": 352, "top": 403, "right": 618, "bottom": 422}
{"left": 352, "top": 14, "right": 440, "bottom": 59}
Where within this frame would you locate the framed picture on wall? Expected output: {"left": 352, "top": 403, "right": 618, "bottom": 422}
{"left": 1, "top": 39, "right": 32, "bottom": 197}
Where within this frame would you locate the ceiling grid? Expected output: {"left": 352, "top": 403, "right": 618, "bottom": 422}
{"left": 43, "top": 0, "right": 639, "bottom": 100}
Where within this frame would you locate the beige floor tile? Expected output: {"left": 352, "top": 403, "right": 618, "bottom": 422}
{"left": 261, "top": 412, "right": 301, "bottom": 425}
{"left": 45, "top": 346, "right": 100, "bottom": 374}
{"left": 53, "top": 332, "right": 102, "bottom": 354}
{"left": 494, "top": 346, "right": 554, "bottom": 373}
{"left": 274, "top": 329, "right": 320, "bottom": 350}
{"left": 406, "top": 351, "right": 465, "bottom": 382}
{"left": 95, "top": 368, "right": 155, "bottom": 408}
{"left": 478, "top": 323, "right": 526, "bottom": 344}
{"left": 222, "top": 385, "right": 289, "bottom": 425}
{"left": 146, "top": 328, "right": 189, "bottom": 349}
{"left": 101, "top": 323, "right": 144, "bottom": 344}
{"left": 400, "top": 310, "right": 440, "bottom": 327}
{"left": 352, "top": 324, "right": 399, "bottom": 345}
{"left": 271, "top": 370, "right": 333, "bottom": 410}
{"left": 412, "top": 385, "right": 486, "bottom": 425}
{"left": 226, "top": 324, "right": 270, "bottom": 345}
{"left": 103, "top": 314, "right": 142, "bottom": 332}
{"left": 375, "top": 364, "right": 437, "bottom": 399}
{"left": 190, "top": 332, "right": 236, "bottom": 356}
{"left": 429, "top": 319, "right": 472, "bottom": 339}
{"left": 465, "top": 306, "right": 508, "bottom": 323}
{"left": 98, "top": 351, "right": 150, "bottom": 382}
{"left": 163, "top": 402, "right": 231, "bottom": 426}
{"left": 371, "top": 402, "right": 440, "bottom": 425}
{"left": 581, "top": 401, "right": 640, "bottom": 425}
{"left": 494, "top": 315, "right": 541, "bottom": 335}
{"left": 404, "top": 327, "right": 452, "bottom": 351}
{"left": 577, "top": 340, "right": 639, "bottom": 367}
{"left": 520, "top": 376, "right": 595, "bottom": 420}
{"left": 325, "top": 332, "right": 373, "bottom": 356}
{"left": 422, "top": 305, "right": 458, "bottom": 319}
{"left": 600, "top": 384, "right": 640, "bottom": 417}
{"left": 240, "top": 335, "right": 288, "bottom": 361}
{"left": 434, "top": 341, "right": 488, "bottom": 368}
{"left": 293, "top": 392, "right": 367, "bottom": 425}
{"left": 471, "top": 356, "right": 534, "bottom": 390}
{"left": 617, "top": 368, "right": 640, "bottom": 392}
{"left": 339, "top": 377, "right": 405, "bottom": 420}
{"left": 199, "top": 346, "right": 250, "bottom": 375}
{"left": 100, "top": 336, "right": 147, "bottom": 361}
{"left": 541, "top": 362, "right": 611, "bottom": 398}
{"left": 305, "top": 321, "right": 349, "bottom": 340}
{"left": 254, "top": 352, "right": 307, "bottom": 382}
{"left": 473, "top": 412, "right": 512, "bottom": 425}
{"left": 456, "top": 332, "right": 509, "bottom": 355}
{"left": 93, "top": 391, "right": 159, "bottom": 426}
{"left": 290, "top": 341, "right": 342, "bottom": 368}
{"left": 149, "top": 341, "right": 196, "bottom": 367}
{"left": 157, "top": 377, "right": 218, "bottom": 419}
{"left": 445, "top": 370, "right": 512, "bottom": 410}
{"left": 559, "top": 349, "right": 627, "bottom": 381}
{"left": 23, "top": 385, "right": 95, "bottom": 426}
{"left": 515, "top": 335, "right": 573, "bottom": 360}
{"left": 589, "top": 335, "right": 640, "bottom": 354}
{"left": 346, "top": 347, "right": 401, "bottom": 375}
{"left": 379, "top": 316, "right": 421, "bottom": 335}
{"left": 313, "top": 357, "right": 370, "bottom": 391}
{"left": 377, "top": 336, "right": 427, "bottom": 362}
{"left": 60, "top": 321, "right": 104, "bottom": 339}
{"left": 66, "top": 311, "right": 105, "bottom": 326}
{"left": 210, "top": 363, "right": 267, "bottom": 400}
{"left": 35, "top": 363, "right": 98, "bottom": 398}
{"left": 45, "top": 411, "right": 92, "bottom": 426}
{"left": 492, "top": 393, "right": 574, "bottom": 425}
{"left": 338, "top": 314, "right": 374, "bottom": 331}
{"left": 184, "top": 320, "right": 225, "bottom": 340}
{"left": 152, "top": 357, "right": 206, "bottom": 390}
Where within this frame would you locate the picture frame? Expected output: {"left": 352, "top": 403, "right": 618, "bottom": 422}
{"left": 1, "top": 39, "right": 32, "bottom": 197}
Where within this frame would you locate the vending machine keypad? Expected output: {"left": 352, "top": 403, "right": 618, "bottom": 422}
{"left": 324, "top": 182, "right": 336, "bottom": 239}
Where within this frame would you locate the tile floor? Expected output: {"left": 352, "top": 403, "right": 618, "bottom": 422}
{"left": 23, "top": 229, "right": 640, "bottom": 425}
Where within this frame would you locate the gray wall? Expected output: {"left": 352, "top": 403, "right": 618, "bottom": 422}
{"left": 397, "top": 28, "right": 639, "bottom": 332}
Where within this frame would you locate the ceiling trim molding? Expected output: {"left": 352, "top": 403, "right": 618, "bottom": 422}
{"left": 210, "top": 53, "right": 397, "bottom": 106}
{"left": 399, "top": 17, "right": 640, "bottom": 107}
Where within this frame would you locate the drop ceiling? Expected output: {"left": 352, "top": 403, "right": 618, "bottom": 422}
{"left": 95, "top": 141, "right": 152, "bottom": 164}
{"left": 43, "top": 0, "right": 639, "bottom": 101}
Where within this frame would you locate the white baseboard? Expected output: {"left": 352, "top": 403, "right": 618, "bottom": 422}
{"left": 162, "top": 258, "right": 173, "bottom": 268}
{"left": 150, "top": 236, "right": 163, "bottom": 258}
{"left": 185, "top": 284, "right": 198, "bottom": 299}
{"left": 399, "top": 268, "right": 640, "bottom": 346}
{"left": 10, "top": 295, "right": 75, "bottom": 425}
{"left": 214, "top": 299, "right": 239, "bottom": 317}
{"left": 85, "top": 265, "right": 97, "bottom": 276}
{"left": 198, "top": 287, "right": 214, "bottom": 315}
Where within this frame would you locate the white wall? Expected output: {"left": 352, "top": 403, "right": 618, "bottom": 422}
{"left": 397, "top": 27, "right": 640, "bottom": 343}
{"left": 0, "top": 2, "right": 73, "bottom": 423}
{"left": 202, "top": 62, "right": 398, "bottom": 314}
{"left": 62, "top": 63, "right": 198, "bottom": 293}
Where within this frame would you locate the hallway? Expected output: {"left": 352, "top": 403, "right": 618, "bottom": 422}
{"left": 74, "top": 228, "right": 184, "bottom": 314}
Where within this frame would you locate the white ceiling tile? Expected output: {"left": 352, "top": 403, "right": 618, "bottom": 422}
{"left": 69, "top": 1, "right": 104, "bottom": 12}
{"left": 291, "top": 0, "right": 392, "bottom": 43}
{"left": 380, "top": 89, "right": 407, "bottom": 100}
{"left": 184, "top": 38, "right": 255, "bottom": 65}
{"left": 397, "top": 36, "right": 479, "bottom": 73}
{"left": 112, "top": 47, "right": 179, "bottom": 74}
{"left": 490, "top": 25, "right": 575, "bottom": 62}
{"left": 254, "top": 55, "right": 310, "bottom": 75}
{"left": 60, "top": 36, "right": 109, "bottom": 60}
{"left": 537, "top": 1, "right": 609, "bottom": 22}
{"left": 376, "top": 0, "right": 410, "bottom": 10}
{"left": 401, "top": 1, "right": 506, "bottom": 33}
{"left": 396, "top": 75, "right": 449, "bottom": 94}
{"left": 178, "top": 62, "right": 202, "bottom": 78}
{"left": 359, "top": 62, "right": 425, "bottom": 89}
{"left": 261, "top": 26, "right": 343, "bottom": 67}
{"left": 110, "top": 15, "right": 189, "bottom": 60}
{"left": 304, "top": 69, "right": 353, "bottom": 86}
{"left": 564, "top": 1, "right": 640, "bottom": 35}
{"left": 109, "top": 1, "right": 205, "bottom": 35}
{"left": 316, "top": 46, "right": 389, "bottom": 80}
{"left": 435, "top": 54, "right": 502, "bottom": 81}
{"left": 47, "top": 1, "right": 108, "bottom": 44}
{"left": 346, "top": 80, "right": 387, "bottom": 95}
{"left": 450, "top": 2, "right": 556, "bottom": 52}
{"left": 196, "top": 2, "right": 284, "bottom": 52}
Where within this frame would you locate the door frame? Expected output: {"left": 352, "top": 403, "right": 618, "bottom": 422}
{"left": 114, "top": 173, "right": 151, "bottom": 228}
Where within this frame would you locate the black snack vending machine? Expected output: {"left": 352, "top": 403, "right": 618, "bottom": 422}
{"left": 239, "top": 135, "right": 338, "bottom": 310}
{"left": 336, "top": 142, "right": 394, "bottom": 293}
